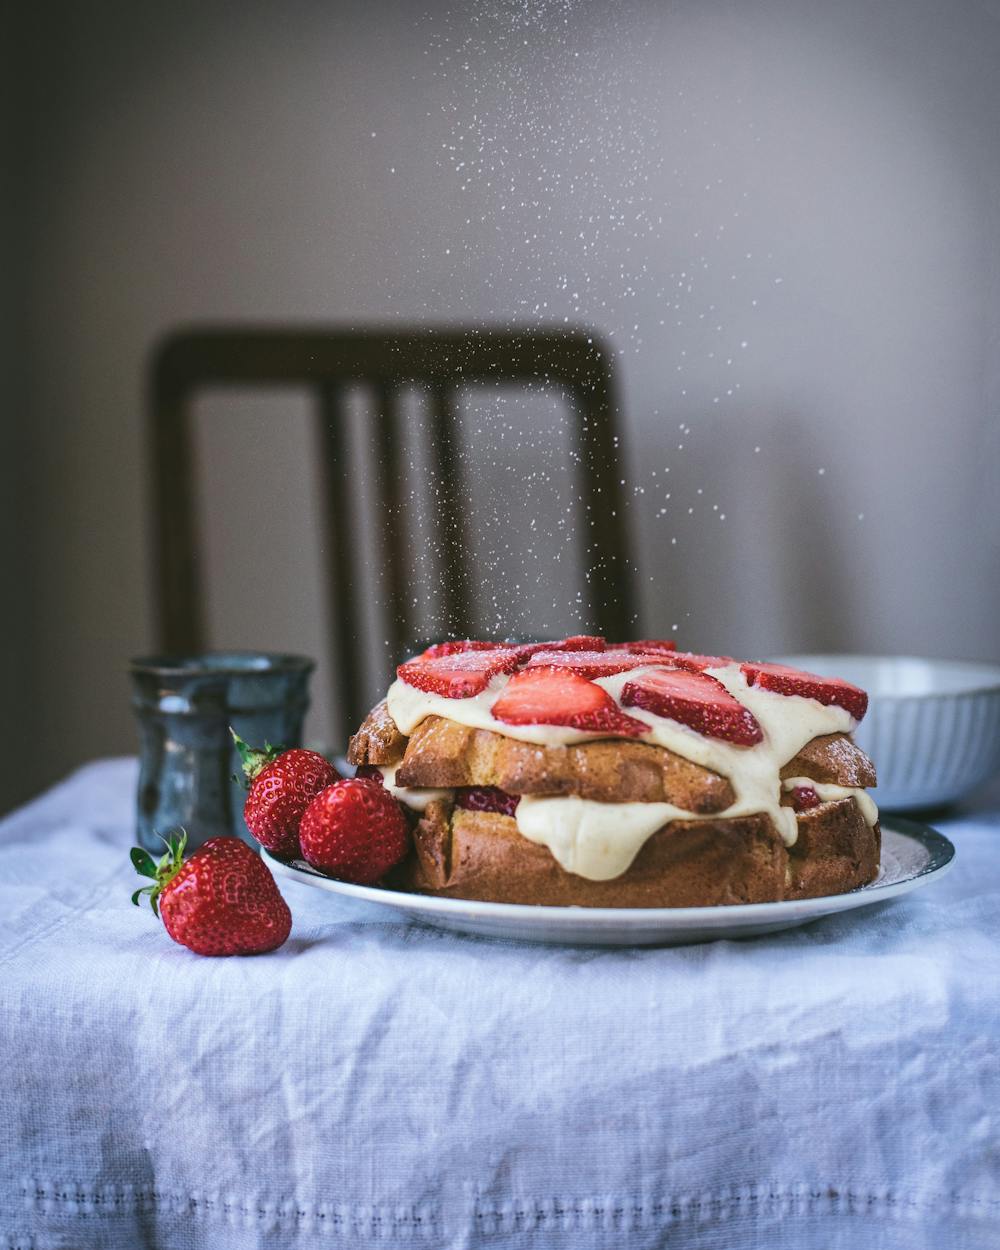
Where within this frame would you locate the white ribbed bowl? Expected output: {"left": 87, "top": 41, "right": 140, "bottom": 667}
{"left": 773, "top": 655, "right": 1000, "bottom": 811}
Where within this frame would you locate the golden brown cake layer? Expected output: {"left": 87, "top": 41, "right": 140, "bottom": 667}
{"left": 348, "top": 698, "right": 873, "bottom": 807}
{"left": 389, "top": 797, "right": 879, "bottom": 908}
{"left": 348, "top": 700, "right": 407, "bottom": 767}
{"left": 779, "top": 732, "right": 876, "bottom": 788}
{"left": 786, "top": 799, "right": 881, "bottom": 900}
{"left": 393, "top": 716, "right": 735, "bottom": 812}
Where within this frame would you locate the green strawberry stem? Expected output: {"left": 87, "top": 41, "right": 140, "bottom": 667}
{"left": 130, "top": 830, "right": 188, "bottom": 918}
{"left": 230, "top": 728, "right": 286, "bottom": 789}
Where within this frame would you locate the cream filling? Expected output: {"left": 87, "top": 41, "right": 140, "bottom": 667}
{"left": 375, "top": 764, "right": 451, "bottom": 813}
{"left": 514, "top": 795, "right": 694, "bottom": 881}
{"left": 782, "top": 777, "right": 879, "bottom": 827}
{"left": 385, "top": 661, "right": 866, "bottom": 881}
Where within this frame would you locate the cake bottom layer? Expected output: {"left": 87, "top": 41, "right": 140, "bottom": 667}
{"left": 389, "top": 797, "right": 880, "bottom": 908}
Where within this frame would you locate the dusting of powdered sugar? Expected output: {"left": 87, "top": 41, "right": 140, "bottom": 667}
{"left": 359, "top": 2, "right": 858, "bottom": 664}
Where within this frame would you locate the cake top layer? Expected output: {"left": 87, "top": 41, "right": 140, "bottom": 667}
{"left": 383, "top": 637, "right": 872, "bottom": 857}
{"left": 393, "top": 636, "right": 868, "bottom": 735}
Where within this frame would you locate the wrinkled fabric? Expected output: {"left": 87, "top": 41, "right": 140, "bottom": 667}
{"left": 1, "top": 759, "right": 998, "bottom": 1250}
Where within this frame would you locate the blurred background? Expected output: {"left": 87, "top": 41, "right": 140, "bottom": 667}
{"left": 3, "top": 0, "right": 1000, "bottom": 813}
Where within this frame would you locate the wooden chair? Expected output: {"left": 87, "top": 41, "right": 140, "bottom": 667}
{"left": 149, "top": 325, "right": 636, "bottom": 745}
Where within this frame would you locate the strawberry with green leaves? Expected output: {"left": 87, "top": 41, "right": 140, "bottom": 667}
{"left": 232, "top": 730, "right": 340, "bottom": 860}
{"left": 131, "top": 831, "right": 292, "bottom": 956}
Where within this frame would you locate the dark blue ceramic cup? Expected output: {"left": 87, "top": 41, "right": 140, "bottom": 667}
{"left": 129, "top": 652, "right": 315, "bottom": 853}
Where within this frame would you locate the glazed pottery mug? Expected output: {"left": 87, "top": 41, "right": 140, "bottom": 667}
{"left": 129, "top": 652, "right": 314, "bottom": 853}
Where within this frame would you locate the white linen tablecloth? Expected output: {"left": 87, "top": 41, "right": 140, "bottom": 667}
{"left": 1, "top": 758, "right": 998, "bottom": 1250}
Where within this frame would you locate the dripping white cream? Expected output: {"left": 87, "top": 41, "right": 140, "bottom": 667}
{"left": 375, "top": 764, "right": 451, "bottom": 813}
{"left": 781, "top": 777, "right": 879, "bottom": 827}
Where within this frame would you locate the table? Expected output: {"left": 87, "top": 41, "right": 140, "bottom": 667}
{"left": 2, "top": 759, "right": 998, "bottom": 1250}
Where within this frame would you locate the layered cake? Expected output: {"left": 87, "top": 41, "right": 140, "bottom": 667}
{"left": 348, "top": 637, "right": 879, "bottom": 907}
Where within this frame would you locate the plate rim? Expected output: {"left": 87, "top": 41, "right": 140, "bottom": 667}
{"left": 264, "top": 815, "right": 955, "bottom": 928}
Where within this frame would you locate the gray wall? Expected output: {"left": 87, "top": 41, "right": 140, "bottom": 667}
{"left": 5, "top": 0, "right": 1000, "bottom": 810}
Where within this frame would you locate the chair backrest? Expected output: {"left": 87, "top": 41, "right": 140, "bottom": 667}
{"left": 150, "top": 325, "right": 636, "bottom": 744}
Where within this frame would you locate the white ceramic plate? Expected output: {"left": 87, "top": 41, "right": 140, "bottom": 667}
{"left": 265, "top": 817, "right": 954, "bottom": 947}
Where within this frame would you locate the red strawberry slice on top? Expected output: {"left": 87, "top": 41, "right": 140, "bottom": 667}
{"left": 398, "top": 648, "right": 522, "bottom": 699}
{"left": 421, "top": 635, "right": 605, "bottom": 663}
{"left": 548, "top": 634, "right": 606, "bottom": 652}
{"left": 492, "top": 667, "right": 646, "bottom": 737}
{"left": 616, "top": 639, "right": 678, "bottom": 654}
{"left": 419, "top": 640, "right": 512, "bottom": 660}
{"left": 524, "top": 649, "right": 676, "bottom": 679}
{"left": 514, "top": 635, "right": 607, "bottom": 659}
{"left": 667, "top": 651, "right": 735, "bottom": 672}
{"left": 741, "top": 661, "right": 868, "bottom": 722}
{"left": 620, "top": 668, "right": 764, "bottom": 745}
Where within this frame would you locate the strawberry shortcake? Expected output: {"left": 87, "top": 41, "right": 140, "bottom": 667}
{"left": 348, "top": 637, "right": 879, "bottom": 907}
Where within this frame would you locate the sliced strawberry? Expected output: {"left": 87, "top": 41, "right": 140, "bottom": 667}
{"left": 513, "top": 635, "right": 607, "bottom": 660}
{"left": 492, "top": 666, "right": 646, "bottom": 736}
{"left": 741, "top": 661, "right": 868, "bottom": 722}
{"left": 524, "top": 649, "right": 674, "bottom": 679}
{"left": 791, "top": 784, "right": 820, "bottom": 811}
{"left": 549, "top": 634, "right": 606, "bottom": 652}
{"left": 616, "top": 639, "right": 678, "bottom": 654}
{"left": 667, "top": 651, "right": 735, "bottom": 672}
{"left": 419, "top": 640, "right": 511, "bottom": 659}
{"left": 398, "top": 648, "right": 522, "bottom": 698}
{"left": 455, "top": 786, "right": 521, "bottom": 817}
{"left": 620, "top": 668, "right": 763, "bottom": 745}
{"left": 422, "top": 636, "right": 605, "bottom": 664}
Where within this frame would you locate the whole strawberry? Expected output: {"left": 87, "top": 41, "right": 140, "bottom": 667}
{"left": 299, "top": 778, "right": 409, "bottom": 883}
{"left": 131, "top": 832, "right": 292, "bottom": 956}
{"left": 232, "top": 730, "right": 339, "bottom": 859}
